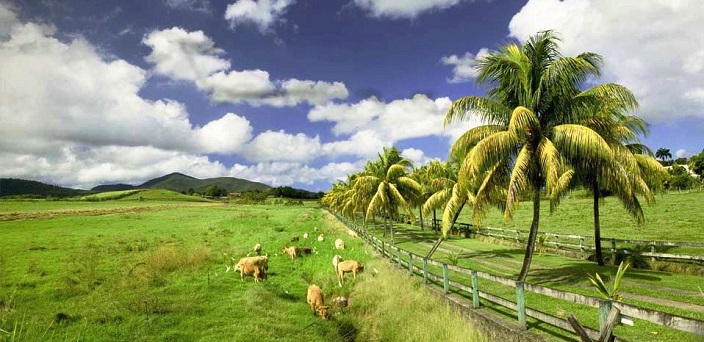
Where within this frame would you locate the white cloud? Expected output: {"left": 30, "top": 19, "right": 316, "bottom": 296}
{"left": 225, "top": 0, "right": 295, "bottom": 33}
{"left": 259, "top": 79, "right": 350, "bottom": 107}
{"left": 508, "top": 0, "right": 704, "bottom": 121}
{"left": 229, "top": 160, "right": 366, "bottom": 186}
{"left": 196, "top": 113, "right": 254, "bottom": 154}
{"left": 440, "top": 48, "right": 489, "bottom": 83}
{"left": 321, "top": 130, "right": 388, "bottom": 158}
{"left": 143, "top": 27, "right": 230, "bottom": 81}
{"left": 354, "top": 0, "right": 463, "bottom": 19}
{"left": 401, "top": 148, "right": 437, "bottom": 166}
{"left": 197, "top": 69, "right": 277, "bottom": 102}
{"left": 243, "top": 130, "right": 321, "bottom": 163}
{"left": 144, "top": 27, "right": 348, "bottom": 106}
{"left": 164, "top": 0, "right": 212, "bottom": 13}
{"left": 675, "top": 149, "right": 688, "bottom": 159}
{"left": 0, "top": 2, "right": 18, "bottom": 37}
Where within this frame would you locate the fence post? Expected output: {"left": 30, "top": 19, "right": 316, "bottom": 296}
{"left": 381, "top": 241, "right": 387, "bottom": 261}
{"left": 611, "top": 239, "right": 617, "bottom": 265}
{"left": 650, "top": 243, "right": 656, "bottom": 262}
{"left": 408, "top": 253, "right": 414, "bottom": 276}
{"left": 599, "top": 300, "right": 613, "bottom": 334}
{"left": 555, "top": 234, "right": 560, "bottom": 249}
{"left": 580, "top": 237, "right": 585, "bottom": 257}
{"left": 471, "top": 270, "right": 480, "bottom": 309}
{"left": 442, "top": 263, "right": 449, "bottom": 294}
{"left": 423, "top": 258, "right": 429, "bottom": 285}
{"left": 516, "top": 281, "right": 526, "bottom": 329}
{"left": 397, "top": 248, "right": 402, "bottom": 268}
{"left": 515, "top": 230, "right": 520, "bottom": 243}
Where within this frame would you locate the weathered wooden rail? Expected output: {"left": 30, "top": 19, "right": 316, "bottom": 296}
{"left": 403, "top": 214, "right": 704, "bottom": 264}
{"left": 331, "top": 210, "right": 704, "bottom": 341}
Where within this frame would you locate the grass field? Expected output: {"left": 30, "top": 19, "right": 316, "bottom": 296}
{"left": 454, "top": 190, "right": 704, "bottom": 242}
{"left": 0, "top": 191, "right": 484, "bottom": 341}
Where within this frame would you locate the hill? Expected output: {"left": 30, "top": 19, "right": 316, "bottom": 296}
{"left": 91, "top": 184, "right": 136, "bottom": 192}
{"left": 0, "top": 178, "right": 89, "bottom": 198}
{"left": 135, "top": 172, "right": 270, "bottom": 193}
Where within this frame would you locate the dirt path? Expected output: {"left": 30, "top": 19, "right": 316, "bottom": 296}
{"left": 0, "top": 203, "right": 206, "bottom": 221}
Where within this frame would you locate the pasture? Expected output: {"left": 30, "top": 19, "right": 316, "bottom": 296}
{"left": 0, "top": 192, "right": 483, "bottom": 341}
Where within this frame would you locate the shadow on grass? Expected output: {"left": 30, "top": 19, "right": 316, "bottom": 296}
{"left": 529, "top": 262, "right": 663, "bottom": 286}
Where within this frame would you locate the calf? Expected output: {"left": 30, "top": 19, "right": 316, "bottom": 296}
{"left": 303, "top": 232, "right": 309, "bottom": 239}
{"left": 291, "top": 236, "right": 300, "bottom": 242}
{"left": 347, "top": 229, "right": 358, "bottom": 238}
{"left": 282, "top": 246, "right": 297, "bottom": 260}
{"left": 306, "top": 285, "right": 328, "bottom": 320}
{"left": 332, "top": 255, "right": 363, "bottom": 287}
{"left": 234, "top": 257, "right": 268, "bottom": 282}
{"left": 334, "top": 238, "right": 345, "bottom": 250}
{"left": 317, "top": 234, "right": 324, "bottom": 242}
{"left": 253, "top": 243, "right": 262, "bottom": 255}
{"left": 296, "top": 246, "right": 312, "bottom": 255}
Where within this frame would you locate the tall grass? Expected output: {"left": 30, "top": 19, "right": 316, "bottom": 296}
{"left": 345, "top": 259, "right": 485, "bottom": 342}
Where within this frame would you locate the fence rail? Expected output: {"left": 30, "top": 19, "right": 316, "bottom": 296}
{"left": 330, "top": 210, "right": 704, "bottom": 341}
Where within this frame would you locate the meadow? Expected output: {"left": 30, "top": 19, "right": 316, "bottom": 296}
{"left": 0, "top": 191, "right": 483, "bottom": 341}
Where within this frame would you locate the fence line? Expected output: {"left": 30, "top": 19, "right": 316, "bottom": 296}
{"left": 330, "top": 210, "right": 704, "bottom": 340}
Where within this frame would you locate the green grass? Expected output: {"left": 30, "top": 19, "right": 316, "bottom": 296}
{"left": 365, "top": 222, "right": 704, "bottom": 341}
{"left": 456, "top": 190, "right": 704, "bottom": 242}
{"left": 0, "top": 200, "right": 483, "bottom": 341}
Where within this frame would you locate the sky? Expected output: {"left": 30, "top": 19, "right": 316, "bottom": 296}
{"left": 0, "top": 0, "right": 702, "bottom": 191}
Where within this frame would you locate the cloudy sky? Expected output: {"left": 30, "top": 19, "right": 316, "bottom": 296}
{"left": 0, "top": 0, "right": 702, "bottom": 191}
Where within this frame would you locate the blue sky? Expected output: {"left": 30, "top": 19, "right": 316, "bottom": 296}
{"left": 0, "top": 0, "right": 702, "bottom": 191}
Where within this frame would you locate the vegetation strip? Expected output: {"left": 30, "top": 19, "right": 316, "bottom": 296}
{"left": 0, "top": 204, "right": 205, "bottom": 221}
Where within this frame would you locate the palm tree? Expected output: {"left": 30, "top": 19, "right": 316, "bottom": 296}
{"left": 573, "top": 104, "right": 668, "bottom": 265}
{"left": 409, "top": 165, "right": 432, "bottom": 230}
{"left": 445, "top": 31, "right": 623, "bottom": 282}
{"left": 355, "top": 147, "right": 421, "bottom": 245}
{"left": 655, "top": 148, "right": 672, "bottom": 162}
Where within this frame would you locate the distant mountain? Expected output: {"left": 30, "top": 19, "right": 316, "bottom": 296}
{"left": 91, "top": 184, "right": 135, "bottom": 192}
{"left": 0, "top": 178, "right": 89, "bottom": 198}
{"left": 90, "top": 172, "right": 271, "bottom": 194}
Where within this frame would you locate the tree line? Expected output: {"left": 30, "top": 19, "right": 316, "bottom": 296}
{"left": 323, "top": 31, "right": 672, "bottom": 282}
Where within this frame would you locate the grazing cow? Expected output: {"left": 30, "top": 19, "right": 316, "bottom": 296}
{"left": 303, "top": 232, "right": 309, "bottom": 239}
{"left": 306, "top": 285, "right": 328, "bottom": 320}
{"left": 334, "top": 238, "right": 345, "bottom": 250}
{"left": 282, "top": 246, "right": 297, "bottom": 260}
{"left": 317, "top": 234, "right": 324, "bottom": 242}
{"left": 347, "top": 229, "right": 358, "bottom": 238}
{"left": 332, "top": 255, "right": 363, "bottom": 287}
{"left": 296, "top": 247, "right": 312, "bottom": 255}
{"left": 314, "top": 227, "right": 318, "bottom": 232}
{"left": 291, "top": 236, "right": 300, "bottom": 242}
{"left": 234, "top": 256, "right": 268, "bottom": 282}
{"left": 253, "top": 243, "right": 262, "bottom": 255}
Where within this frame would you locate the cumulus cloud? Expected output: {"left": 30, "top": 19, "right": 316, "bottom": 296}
{"left": 144, "top": 27, "right": 348, "bottom": 106}
{"left": 401, "top": 148, "right": 437, "bottom": 166}
{"left": 0, "top": 2, "right": 18, "bottom": 37}
{"left": 229, "top": 160, "right": 366, "bottom": 186}
{"left": 225, "top": 0, "right": 295, "bottom": 33}
{"left": 440, "top": 48, "right": 489, "bottom": 83}
{"left": 675, "top": 149, "right": 688, "bottom": 159}
{"left": 507, "top": 0, "right": 704, "bottom": 122}
{"left": 354, "top": 0, "right": 464, "bottom": 19}
{"left": 143, "top": 27, "right": 230, "bottom": 82}
{"left": 321, "top": 130, "right": 388, "bottom": 158}
{"left": 243, "top": 130, "right": 322, "bottom": 163}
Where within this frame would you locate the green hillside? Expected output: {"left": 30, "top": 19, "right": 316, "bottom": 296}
{"left": 0, "top": 178, "right": 89, "bottom": 198}
{"left": 137, "top": 172, "right": 270, "bottom": 193}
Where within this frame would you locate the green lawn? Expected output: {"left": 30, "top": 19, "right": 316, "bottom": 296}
{"left": 0, "top": 199, "right": 483, "bottom": 341}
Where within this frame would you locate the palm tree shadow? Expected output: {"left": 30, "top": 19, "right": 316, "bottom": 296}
{"left": 529, "top": 262, "right": 664, "bottom": 286}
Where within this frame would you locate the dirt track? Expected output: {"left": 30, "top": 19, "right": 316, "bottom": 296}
{"left": 0, "top": 204, "right": 201, "bottom": 221}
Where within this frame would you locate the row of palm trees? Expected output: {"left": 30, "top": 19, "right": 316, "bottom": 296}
{"left": 323, "top": 31, "right": 669, "bottom": 281}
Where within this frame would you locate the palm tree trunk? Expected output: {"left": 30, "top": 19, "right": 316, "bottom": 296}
{"left": 517, "top": 187, "right": 541, "bottom": 282}
{"left": 433, "top": 210, "right": 437, "bottom": 232}
{"left": 419, "top": 208, "right": 424, "bottom": 230}
{"left": 383, "top": 216, "right": 388, "bottom": 238}
{"left": 390, "top": 221, "right": 395, "bottom": 246}
{"left": 450, "top": 199, "right": 467, "bottom": 234}
{"left": 593, "top": 178, "right": 605, "bottom": 266}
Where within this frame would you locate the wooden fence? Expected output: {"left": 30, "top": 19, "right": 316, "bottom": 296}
{"left": 401, "top": 213, "right": 704, "bottom": 264}
{"left": 330, "top": 210, "right": 704, "bottom": 341}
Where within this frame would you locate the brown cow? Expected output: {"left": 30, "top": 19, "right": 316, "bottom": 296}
{"left": 306, "top": 284, "right": 328, "bottom": 320}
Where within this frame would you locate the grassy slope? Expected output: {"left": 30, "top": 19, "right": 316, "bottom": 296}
{"left": 0, "top": 201, "right": 483, "bottom": 341}
{"left": 457, "top": 190, "right": 704, "bottom": 242}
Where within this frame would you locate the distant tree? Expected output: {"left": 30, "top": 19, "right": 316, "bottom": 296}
{"left": 656, "top": 148, "right": 672, "bottom": 163}
{"left": 674, "top": 157, "right": 689, "bottom": 165}
{"left": 667, "top": 165, "right": 696, "bottom": 190}
{"left": 689, "top": 149, "right": 704, "bottom": 177}
{"left": 187, "top": 188, "right": 195, "bottom": 195}
{"left": 204, "top": 185, "right": 227, "bottom": 197}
